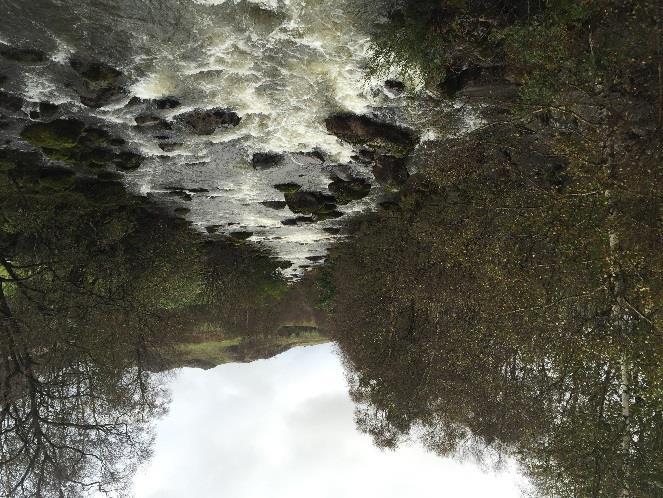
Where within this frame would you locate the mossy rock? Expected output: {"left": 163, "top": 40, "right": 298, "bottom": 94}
{"left": 80, "top": 127, "right": 112, "bottom": 147}
{"left": 284, "top": 191, "right": 337, "bottom": 215}
{"left": 21, "top": 119, "right": 85, "bottom": 149}
{"left": 79, "top": 147, "right": 116, "bottom": 168}
{"left": 274, "top": 182, "right": 301, "bottom": 193}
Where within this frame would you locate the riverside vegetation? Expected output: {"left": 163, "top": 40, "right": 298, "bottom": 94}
{"left": 319, "top": 1, "right": 662, "bottom": 496}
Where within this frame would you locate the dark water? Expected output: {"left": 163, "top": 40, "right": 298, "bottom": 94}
{"left": 1, "top": 0, "right": 661, "bottom": 497}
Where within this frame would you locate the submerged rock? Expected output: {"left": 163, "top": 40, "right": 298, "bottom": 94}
{"left": 175, "top": 108, "right": 240, "bottom": 135}
{"left": 325, "top": 113, "right": 418, "bottom": 155}
{"left": 158, "top": 142, "right": 182, "bottom": 152}
{"left": 113, "top": 151, "right": 142, "bottom": 171}
{"left": 230, "top": 231, "right": 253, "bottom": 240}
{"left": 252, "top": 152, "right": 283, "bottom": 169}
{"left": 154, "top": 97, "right": 181, "bottom": 109}
{"left": 0, "top": 45, "right": 47, "bottom": 63}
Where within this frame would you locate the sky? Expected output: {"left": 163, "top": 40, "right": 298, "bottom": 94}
{"left": 133, "top": 343, "right": 529, "bottom": 498}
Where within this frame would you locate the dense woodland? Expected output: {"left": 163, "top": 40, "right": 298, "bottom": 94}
{"left": 322, "top": 0, "right": 663, "bottom": 496}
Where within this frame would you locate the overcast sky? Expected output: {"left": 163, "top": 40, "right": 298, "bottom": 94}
{"left": 133, "top": 343, "right": 529, "bottom": 498}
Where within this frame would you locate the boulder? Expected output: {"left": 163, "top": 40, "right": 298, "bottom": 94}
{"left": 372, "top": 155, "right": 409, "bottom": 187}
{"left": 158, "top": 142, "right": 182, "bottom": 152}
{"left": 155, "top": 97, "right": 181, "bottom": 109}
{"left": 175, "top": 108, "right": 240, "bottom": 135}
{"left": 113, "top": 151, "right": 142, "bottom": 171}
{"left": 325, "top": 113, "right": 417, "bottom": 155}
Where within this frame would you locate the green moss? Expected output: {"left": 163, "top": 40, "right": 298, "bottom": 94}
{"left": 21, "top": 119, "right": 85, "bottom": 149}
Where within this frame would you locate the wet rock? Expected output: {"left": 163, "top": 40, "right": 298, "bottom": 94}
{"left": 261, "top": 200, "right": 287, "bottom": 210}
{"left": 230, "top": 231, "right": 253, "bottom": 240}
{"left": 70, "top": 55, "right": 126, "bottom": 108}
{"left": 0, "top": 45, "right": 47, "bottom": 63}
{"left": 274, "top": 182, "right": 301, "bottom": 193}
{"left": 306, "top": 256, "right": 325, "bottom": 262}
{"left": 38, "top": 102, "right": 59, "bottom": 120}
{"left": 252, "top": 152, "right": 283, "bottom": 169}
{"left": 293, "top": 149, "right": 325, "bottom": 165}
{"left": 328, "top": 176, "right": 371, "bottom": 204}
{"left": 372, "top": 155, "right": 409, "bottom": 187}
{"left": 78, "top": 147, "right": 116, "bottom": 168}
{"left": 284, "top": 191, "right": 335, "bottom": 214}
{"left": 188, "top": 187, "right": 209, "bottom": 193}
{"left": 175, "top": 108, "right": 241, "bottom": 135}
{"left": 0, "top": 149, "right": 42, "bottom": 174}
{"left": 205, "top": 225, "right": 222, "bottom": 233}
{"left": 154, "top": 97, "right": 181, "bottom": 109}
{"left": 325, "top": 113, "right": 418, "bottom": 155}
{"left": 127, "top": 96, "right": 144, "bottom": 107}
{"left": 174, "top": 207, "right": 190, "bottom": 215}
{"left": 167, "top": 190, "right": 193, "bottom": 201}
{"left": 21, "top": 119, "right": 85, "bottom": 149}
{"left": 0, "top": 91, "right": 24, "bottom": 113}
{"left": 135, "top": 114, "right": 171, "bottom": 128}
{"left": 158, "top": 142, "right": 182, "bottom": 152}
{"left": 113, "top": 151, "right": 142, "bottom": 171}
{"left": 281, "top": 216, "right": 314, "bottom": 226}
{"left": 0, "top": 74, "right": 7, "bottom": 85}
{"left": 384, "top": 79, "right": 405, "bottom": 97}
{"left": 323, "top": 227, "right": 341, "bottom": 235}
{"left": 109, "top": 137, "right": 126, "bottom": 146}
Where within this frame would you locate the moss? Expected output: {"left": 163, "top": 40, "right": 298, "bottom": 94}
{"left": 21, "top": 119, "right": 85, "bottom": 149}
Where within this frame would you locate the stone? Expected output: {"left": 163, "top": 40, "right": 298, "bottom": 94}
{"left": 325, "top": 113, "right": 417, "bottom": 155}
{"left": 175, "top": 108, "right": 241, "bottom": 135}
{"left": 252, "top": 152, "right": 283, "bottom": 169}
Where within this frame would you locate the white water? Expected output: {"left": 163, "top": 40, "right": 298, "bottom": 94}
{"left": 4, "top": 0, "right": 479, "bottom": 274}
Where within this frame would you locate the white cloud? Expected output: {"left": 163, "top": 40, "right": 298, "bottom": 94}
{"left": 134, "top": 344, "right": 528, "bottom": 498}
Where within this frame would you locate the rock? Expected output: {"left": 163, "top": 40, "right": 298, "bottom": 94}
{"left": 97, "top": 170, "right": 123, "bottom": 182}
{"left": 135, "top": 114, "right": 168, "bottom": 127}
{"left": 274, "top": 182, "right": 301, "bottom": 193}
{"left": 293, "top": 149, "right": 325, "bottom": 165}
{"left": 127, "top": 96, "right": 144, "bottom": 107}
{"left": 440, "top": 66, "right": 483, "bottom": 97}
{"left": 325, "top": 113, "right": 418, "bottom": 155}
{"left": 175, "top": 108, "right": 240, "bottom": 135}
{"left": 174, "top": 207, "right": 190, "bottom": 216}
{"left": 323, "top": 227, "right": 341, "bottom": 235}
{"left": 0, "top": 45, "right": 47, "bottom": 63}
{"left": 21, "top": 119, "right": 85, "bottom": 149}
{"left": 113, "top": 151, "right": 142, "bottom": 171}
{"left": 384, "top": 79, "right": 405, "bottom": 97}
{"left": 306, "top": 256, "right": 325, "bottom": 262}
{"left": 252, "top": 152, "right": 283, "bottom": 169}
{"left": 154, "top": 97, "right": 181, "bottom": 109}
{"left": 158, "top": 142, "right": 182, "bottom": 152}
{"left": 205, "top": 225, "right": 222, "bottom": 233}
{"left": 0, "top": 91, "right": 24, "bottom": 113}
{"left": 38, "top": 102, "right": 59, "bottom": 120}
{"left": 372, "top": 155, "right": 409, "bottom": 187}
{"left": 328, "top": 176, "right": 371, "bottom": 204}
{"left": 230, "top": 231, "right": 253, "bottom": 240}
{"left": 284, "top": 191, "right": 337, "bottom": 216}
{"left": 69, "top": 55, "right": 126, "bottom": 108}
{"left": 38, "top": 167, "right": 76, "bottom": 188}
{"left": 167, "top": 190, "right": 193, "bottom": 201}
{"left": 188, "top": 187, "right": 209, "bottom": 193}
{"left": 261, "top": 200, "right": 287, "bottom": 210}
